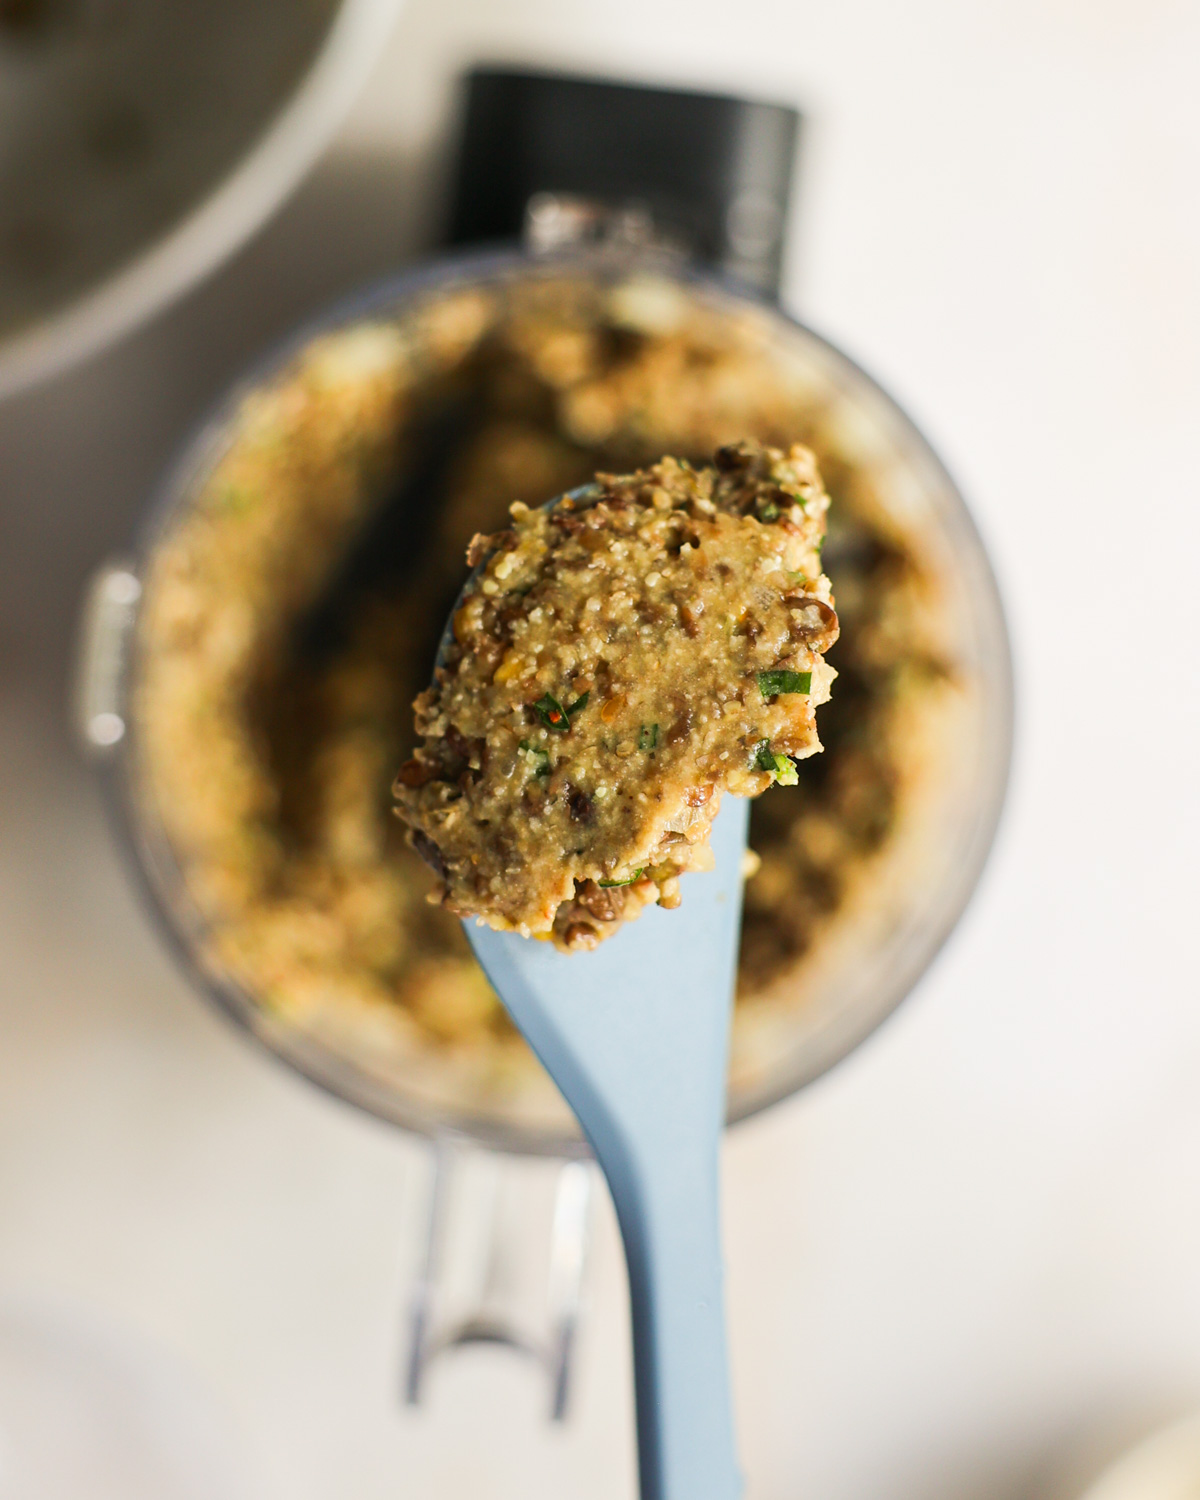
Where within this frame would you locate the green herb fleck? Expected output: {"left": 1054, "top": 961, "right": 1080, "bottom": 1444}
{"left": 638, "top": 722, "right": 659, "bottom": 751}
{"left": 535, "top": 694, "right": 570, "bottom": 732}
{"left": 757, "top": 669, "right": 812, "bottom": 700}
{"left": 599, "top": 869, "right": 644, "bottom": 888}
{"left": 535, "top": 691, "right": 588, "bottom": 733}
{"left": 754, "top": 740, "right": 798, "bottom": 785}
{"left": 759, "top": 501, "right": 780, "bottom": 522}
{"left": 518, "top": 740, "right": 551, "bottom": 776}
{"left": 772, "top": 756, "right": 798, "bottom": 786}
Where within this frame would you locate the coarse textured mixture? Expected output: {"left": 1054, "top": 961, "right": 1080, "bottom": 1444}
{"left": 133, "top": 269, "right": 959, "bottom": 1105}
{"left": 395, "top": 443, "right": 839, "bottom": 946}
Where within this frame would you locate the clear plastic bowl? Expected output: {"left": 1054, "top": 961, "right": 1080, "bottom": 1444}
{"left": 80, "top": 249, "right": 1013, "bottom": 1157}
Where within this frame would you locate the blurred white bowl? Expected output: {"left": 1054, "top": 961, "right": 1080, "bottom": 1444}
{"left": 0, "top": 0, "right": 402, "bottom": 399}
{"left": 1081, "top": 1415, "right": 1200, "bottom": 1500}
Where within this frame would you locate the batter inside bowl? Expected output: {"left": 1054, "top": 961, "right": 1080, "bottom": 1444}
{"left": 133, "top": 269, "right": 961, "bottom": 1114}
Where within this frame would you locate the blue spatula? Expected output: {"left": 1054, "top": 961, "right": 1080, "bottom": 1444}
{"left": 464, "top": 798, "right": 748, "bottom": 1500}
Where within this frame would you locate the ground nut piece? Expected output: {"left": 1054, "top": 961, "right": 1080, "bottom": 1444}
{"left": 393, "top": 441, "right": 839, "bottom": 948}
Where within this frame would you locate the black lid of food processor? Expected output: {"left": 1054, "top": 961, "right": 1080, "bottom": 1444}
{"left": 445, "top": 67, "right": 800, "bottom": 298}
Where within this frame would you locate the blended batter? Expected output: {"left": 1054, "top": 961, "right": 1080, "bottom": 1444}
{"left": 394, "top": 442, "right": 839, "bottom": 948}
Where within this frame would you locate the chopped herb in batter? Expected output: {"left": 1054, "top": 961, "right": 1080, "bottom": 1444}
{"left": 754, "top": 740, "right": 799, "bottom": 786}
{"left": 535, "top": 691, "right": 589, "bottom": 732}
{"left": 535, "top": 694, "right": 569, "bottom": 731}
{"left": 757, "top": 669, "right": 812, "bottom": 700}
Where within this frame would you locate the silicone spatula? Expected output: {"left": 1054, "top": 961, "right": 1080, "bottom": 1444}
{"left": 463, "top": 798, "right": 747, "bottom": 1500}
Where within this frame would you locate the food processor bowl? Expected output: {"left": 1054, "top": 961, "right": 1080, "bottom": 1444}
{"left": 78, "top": 247, "right": 1012, "bottom": 1158}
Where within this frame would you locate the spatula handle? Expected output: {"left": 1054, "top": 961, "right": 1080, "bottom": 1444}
{"left": 605, "top": 1136, "right": 741, "bottom": 1500}
{"left": 464, "top": 801, "right": 750, "bottom": 1500}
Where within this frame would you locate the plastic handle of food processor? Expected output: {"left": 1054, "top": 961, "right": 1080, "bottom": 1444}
{"left": 466, "top": 798, "right": 748, "bottom": 1500}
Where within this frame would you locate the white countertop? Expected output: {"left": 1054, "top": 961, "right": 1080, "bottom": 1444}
{"left": 2, "top": 1, "right": 1199, "bottom": 1496}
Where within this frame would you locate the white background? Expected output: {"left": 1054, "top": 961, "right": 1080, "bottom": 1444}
{"left": 2, "top": 1, "right": 1199, "bottom": 1496}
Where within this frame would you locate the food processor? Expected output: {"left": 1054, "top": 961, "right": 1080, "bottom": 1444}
{"left": 77, "top": 68, "right": 1013, "bottom": 1418}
